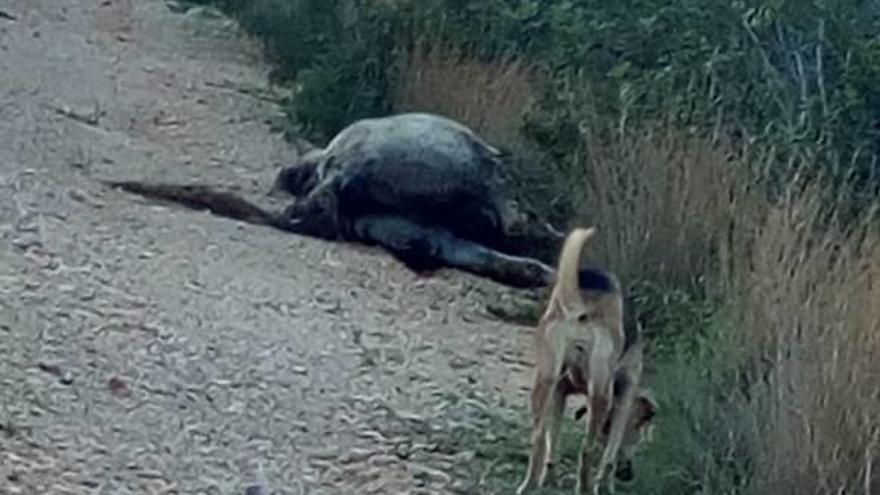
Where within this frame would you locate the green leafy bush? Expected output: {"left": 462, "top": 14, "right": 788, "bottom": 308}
{"left": 188, "top": 0, "right": 880, "bottom": 204}
{"left": 186, "top": 0, "right": 398, "bottom": 140}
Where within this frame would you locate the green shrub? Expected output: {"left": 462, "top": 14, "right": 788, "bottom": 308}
{"left": 187, "top": 0, "right": 880, "bottom": 204}
{"left": 185, "top": 0, "right": 398, "bottom": 141}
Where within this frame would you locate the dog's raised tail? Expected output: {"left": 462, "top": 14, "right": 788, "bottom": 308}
{"left": 555, "top": 227, "right": 597, "bottom": 311}
{"left": 103, "top": 181, "right": 280, "bottom": 227}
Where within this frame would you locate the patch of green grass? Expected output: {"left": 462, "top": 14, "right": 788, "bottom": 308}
{"left": 626, "top": 346, "right": 757, "bottom": 495}
{"left": 449, "top": 398, "right": 665, "bottom": 495}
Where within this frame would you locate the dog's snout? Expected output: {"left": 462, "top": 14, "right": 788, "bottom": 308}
{"left": 615, "top": 459, "right": 634, "bottom": 482}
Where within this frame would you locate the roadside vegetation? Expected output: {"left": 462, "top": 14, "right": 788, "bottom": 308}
{"left": 180, "top": 1, "right": 880, "bottom": 492}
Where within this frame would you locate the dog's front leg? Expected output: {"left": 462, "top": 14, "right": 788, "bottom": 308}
{"left": 590, "top": 393, "right": 615, "bottom": 494}
{"left": 596, "top": 386, "right": 636, "bottom": 494}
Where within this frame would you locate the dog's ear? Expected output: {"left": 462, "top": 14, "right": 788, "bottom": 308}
{"left": 633, "top": 392, "right": 657, "bottom": 427}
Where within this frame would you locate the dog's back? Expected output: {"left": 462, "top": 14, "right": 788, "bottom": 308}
{"left": 544, "top": 230, "right": 625, "bottom": 396}
{"left": 579, "top": 267, "right": 644, "bottom": 354}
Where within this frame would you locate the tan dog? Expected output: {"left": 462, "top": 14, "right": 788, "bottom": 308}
{"left": 517, "top": 227, "right": 656, "bottom": 494}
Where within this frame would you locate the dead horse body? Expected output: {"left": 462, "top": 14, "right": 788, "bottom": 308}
{"left": 105, "top": 113, "right": 560, "bottom": 288}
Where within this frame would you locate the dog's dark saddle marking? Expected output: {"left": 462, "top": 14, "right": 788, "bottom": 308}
{"left": 578, "top": 265, "right": 640, "bottom": 353}
{"left": 578, "top": 267, "right": 617, "bottom": 293}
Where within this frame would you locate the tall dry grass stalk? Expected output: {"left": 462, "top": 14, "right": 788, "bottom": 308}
{"left": 573, "top": 124, "right": 760, "bottom": 288}
{"left": 573, "top": 122, "right": 878, "bottom": 492}
{"left": 730, "top": 184, "right": 880, "bottom": 494}
{"left": 394, "top": 42, "right": 535, "bottom": 142}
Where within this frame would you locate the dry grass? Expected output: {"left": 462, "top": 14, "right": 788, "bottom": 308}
{"left": 572, "top": 124, "right": 759, "bottom": 287}
{"left": 393, "top": 42, "right": 536, "bottom": 142}
{"left": 569, "top": 122, "right": 879, "bottom": 492}
{"left": 730, "top": 184, "right": 880, "bottom": 494}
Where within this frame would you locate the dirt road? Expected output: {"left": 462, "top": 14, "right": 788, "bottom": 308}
{"left": 0, "top": 2, "right": 535, "bottom": 493}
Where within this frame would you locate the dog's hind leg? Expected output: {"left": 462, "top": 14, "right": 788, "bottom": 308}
{"left": 596, "top": 372, "right": 639, "bottom": 493}
{"left": 599, "top": 342, "right": 645, "bottom": 492}
{"left": 517, "top": 372, "right": 556, "bottom": 495}
{"left": 519, "top": 326, "right": 569, "bottom": 494}
{"left": 578, "top": 352, "right": 615, "bottom": 494}
{"left": 577, "top": 394, "right": 613, "bottom": 495}
{"left": 539, "top": 381, "right": 568, "bottom": 487}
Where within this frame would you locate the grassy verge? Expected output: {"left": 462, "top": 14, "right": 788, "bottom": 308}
{"left": 451, "top": 124, "right": 880, "bottom": 494}
{"left": 170, "top": 2, "right": 880, "bottom": 492}
{"left": 443, "top": 311, "right": 750, "bottom": 495}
